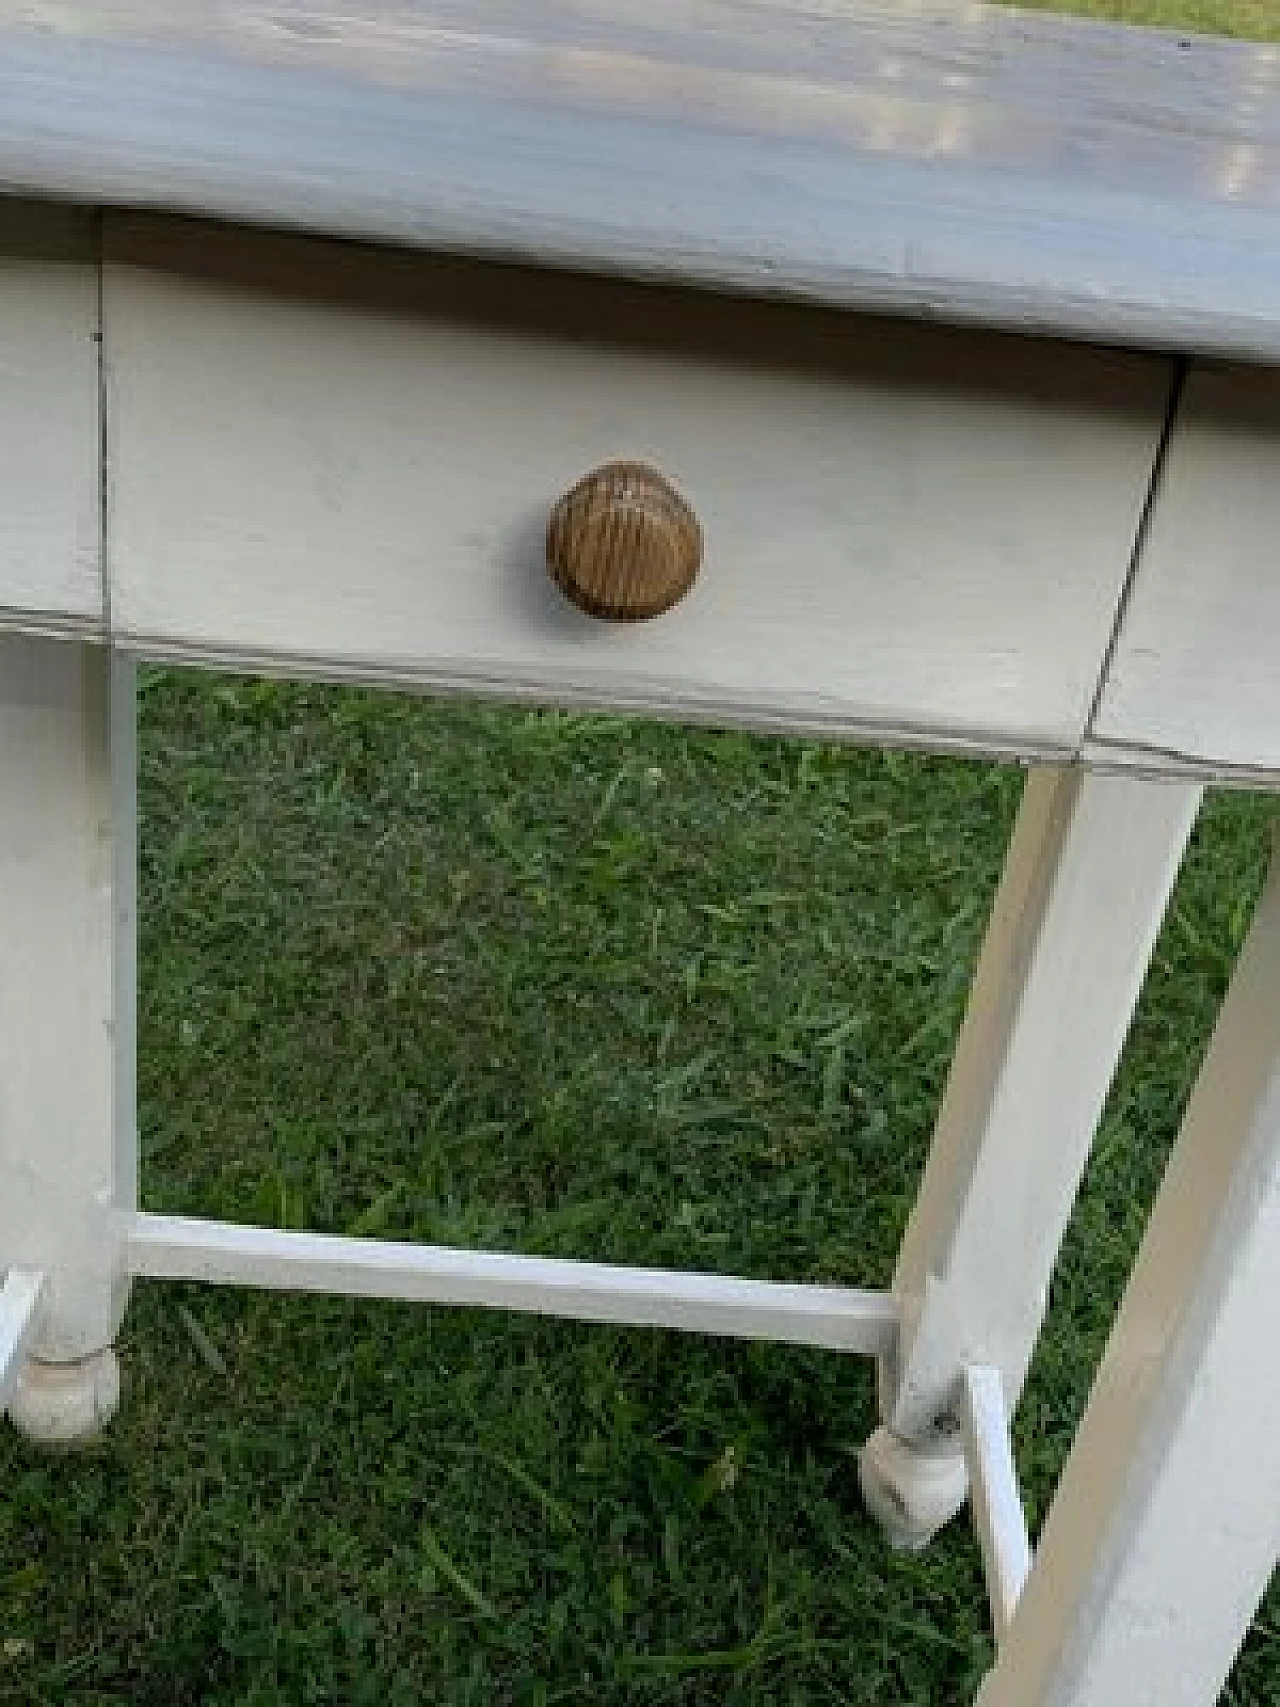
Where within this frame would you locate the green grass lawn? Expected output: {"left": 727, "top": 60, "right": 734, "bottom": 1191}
{"left": 4, "top": 2, "right": 1280, "bottom": 1703}
{"left": 1, "top": 684, "right": 1273, "bottom": 1705}
{"left": 1013, "top": 0, "right": 1280, "bottom": 34}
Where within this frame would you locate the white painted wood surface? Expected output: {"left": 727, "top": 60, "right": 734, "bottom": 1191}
{"left": 882, "top": 767, "right": 1200, "bottom": 1448}
{"left": 0, "top": 204, "right": 100, "bottom": 636}
{"left": 0, "top": 6, "right": 1278, "bottom": 363}
{"left": 1091, "top": 365, "right": 1280, "bottom": 780}
{"left": 979, "top": 833, "right": 1280, "bottom": 1707}
{"left": 0, "top": 1268, "right": 45, "bottom": 1413}
{"left": 960, "top": 1364, "right": 1032, "bottom": 1648}
{"left": 0, "top": 636, "right": 136, "bottom": 1362}
{"left": 127, "top": 1213, "right": 899, "bottom": 1353}
{"left": 101, "top": 227, "right": 1170, "bottom": 756}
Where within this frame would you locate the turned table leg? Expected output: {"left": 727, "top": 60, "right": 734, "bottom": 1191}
{"left": 860, "top": 765, "right": 1200, "bottom": 1548}
{"left": 0, "top": 634, "right": 135, "bottom": 1443}
{"left": 978, "top": 824, "right": 1280, "bottom": 1706}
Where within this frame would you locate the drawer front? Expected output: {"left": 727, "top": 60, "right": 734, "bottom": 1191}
{"left": 105, "top": 225, "right": 1171, "bottom": 755}
{"left": 1092, "top": 367, "right": 1280, "bottom": 781}
{"left": 0, "top": 206, "right": 101, "bottom": 634}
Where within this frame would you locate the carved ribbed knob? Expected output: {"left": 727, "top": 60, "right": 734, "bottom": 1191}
{"left": 547, "top": 461, "right": 702, "bottom": 621}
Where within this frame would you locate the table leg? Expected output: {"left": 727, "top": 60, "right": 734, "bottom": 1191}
{"left": 860, "top": 766, "right": 1200, "bottom": 1548}
{"left": 978, "top": 823, "right": 1280, "bottom": 1706}
{"left": 0, "top": 634, "right": 135, "bottom": 1443}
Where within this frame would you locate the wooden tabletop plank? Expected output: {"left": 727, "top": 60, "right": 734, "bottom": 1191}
{"left": 0, "top": 3, "right": 1278, "bottom": 359}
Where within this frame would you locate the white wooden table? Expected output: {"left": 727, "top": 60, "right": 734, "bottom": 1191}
{"left": 0, "top": 4, "right": 1278, "bottom": 1701}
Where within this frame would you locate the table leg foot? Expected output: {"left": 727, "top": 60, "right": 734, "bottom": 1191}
{"left": 857, "top": 1424, "right": 967, "bottom": 1551}
{"left": 7, "top": 1349, "right": 120, "bottom": 1447}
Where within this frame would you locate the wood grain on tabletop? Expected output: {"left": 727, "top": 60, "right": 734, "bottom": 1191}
{"left": 0, "top": 3, "right": 1275, "bottom": 360}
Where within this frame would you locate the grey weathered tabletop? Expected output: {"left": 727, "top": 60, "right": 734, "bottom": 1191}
{"left": 0, "top": 2, "right": 1277, "bottom": 362}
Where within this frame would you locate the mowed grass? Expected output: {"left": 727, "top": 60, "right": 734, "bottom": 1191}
{"left": 4, "top": 0, "right": 1280, "bottom": 1701}
{"left": 0, "top": 675, "right": 1275, "bottom": 1705}
{"left": 1009, "top": 0, "right": 1280, "bottom": 35}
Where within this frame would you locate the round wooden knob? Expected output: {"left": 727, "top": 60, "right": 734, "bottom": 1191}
{"left": 547, "top": 461, "right": 702, "bottom": 621}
